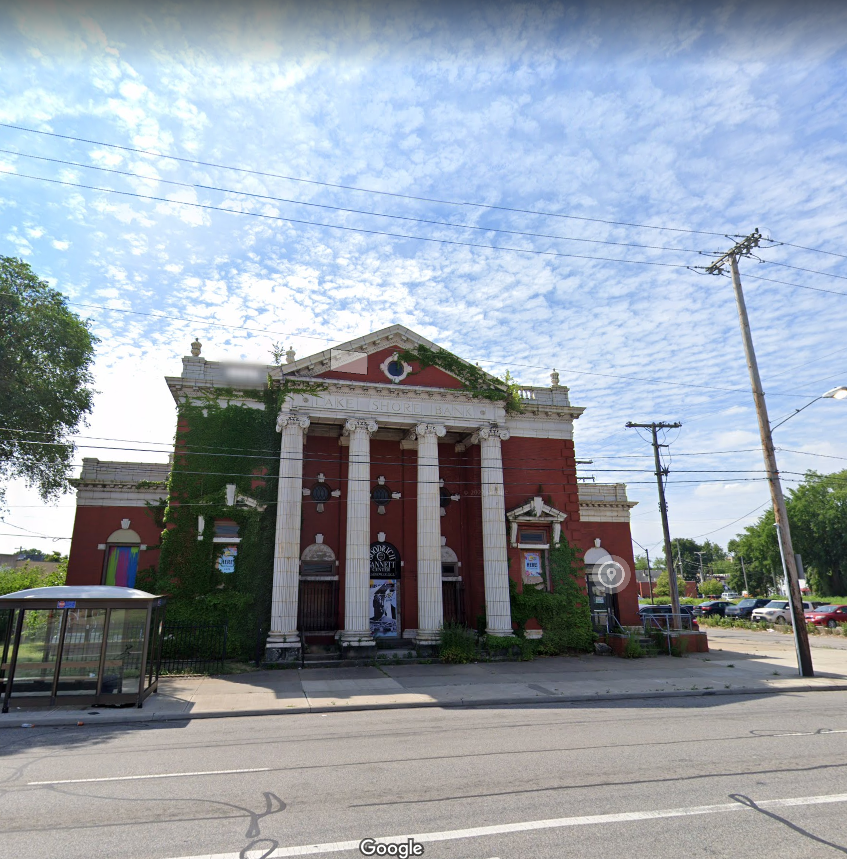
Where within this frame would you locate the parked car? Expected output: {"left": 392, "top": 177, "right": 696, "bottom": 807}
{"left": 752, "top": 600, "right": 817, "bottom": 624}
{"left": 692, "top": 600, "right": 732, "bottom": 617}
{"left": 725, "top": 598, "right": 772, "bottom": 619}
{"left": 804, "top": 605, "right": 847, "bottom": 628}
{"left": 721, "top": 590, "right": 741, "bottom": 600}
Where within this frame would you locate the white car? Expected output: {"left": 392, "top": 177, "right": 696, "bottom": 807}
{"left": 721, "top": 591, "right": 740, "bottom": 600}
{"left": 752, "top": 600, "right": 816, "bottom": 625}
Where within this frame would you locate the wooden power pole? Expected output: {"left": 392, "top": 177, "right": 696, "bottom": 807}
{"left": 626, "top": 421, "right": 682, "bottom": 628}
{"left": 705, "top": 230, "right": 814, "bottom": 677}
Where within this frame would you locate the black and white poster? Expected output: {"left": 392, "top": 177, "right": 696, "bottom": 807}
{"left": 369, "top": 579, "right": 399, "bottom": 637}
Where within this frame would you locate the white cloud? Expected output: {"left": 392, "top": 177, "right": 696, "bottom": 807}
{"left": 51, "top": 239, "right": 71, "bottom": 250}
{"left": 2, "top": 3, "right": 847, "bottom": 554}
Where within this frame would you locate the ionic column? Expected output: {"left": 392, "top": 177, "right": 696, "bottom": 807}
{"left": 415, "top": 423, "right": 446, "bottom": 644}
{"left": 340, "top": 418, "right": 378, "bottom": 645}
{"left": 266, "top": 413, "right": 310, "bottom": 657}
{"left": 478, "top": 425, "right": 512, "bottom": 636}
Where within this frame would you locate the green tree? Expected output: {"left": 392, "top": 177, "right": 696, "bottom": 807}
{"left": 700, "top": 578, "right": 724, "bottom": 597}
{"left": 726, "top": 471, "right": 847, "bottom": 597}
{"left": 0, "top": 256, "right": 98, "bottom": 506}
{"left": 0, "top": 558, "right": 67, "bottom": 596}
{"left": 653, "top": 569, "right": 685, "bottom": 597}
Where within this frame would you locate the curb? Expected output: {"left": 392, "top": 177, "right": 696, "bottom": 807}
{"left": 3, "top": 682, "right": 847, "bottom": 729}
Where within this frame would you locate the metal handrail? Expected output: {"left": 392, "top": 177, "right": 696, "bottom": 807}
{"left": 642, "top": 613, "right": 696, "bottom": 632}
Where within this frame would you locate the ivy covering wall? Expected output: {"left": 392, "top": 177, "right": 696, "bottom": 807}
{"left": 397, "top": 345, "right": 523, "bottom": 413}
{"left": 139, "top": 388, "right": 282, "bottom": 660}
{"left": 509, "top": 538, "right": 594, "bottom": 653}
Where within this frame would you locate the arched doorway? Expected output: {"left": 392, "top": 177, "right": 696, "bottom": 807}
{"left": 441, "top": 544, "right": 465, "bottom": 625}
{"left": 298, "top": 538, "right": 338, "bottom": 634}
{"left": 584, "top": 540, "right": 619, "bottom": 629}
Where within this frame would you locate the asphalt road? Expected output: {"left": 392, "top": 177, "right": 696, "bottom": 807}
{"left": 2, "top": 692, "right": 847, "bottom": 859}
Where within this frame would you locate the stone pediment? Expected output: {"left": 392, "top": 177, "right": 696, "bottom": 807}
{"left": 506, "top": 496, "right": 567, "bottom": 547}
{"left": 277, "top": 324, "right": 500, "bottom": 388}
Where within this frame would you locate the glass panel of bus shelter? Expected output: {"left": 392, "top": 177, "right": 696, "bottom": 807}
{"left": 103, "top": 609, "right": 147, "bottom": 695}
{"left": 56, "top": 609, "right": 106, "bottom": 696}
{"left": 0, "top": 608, "right": 17, "bottom": 687}
{"left": 11, "top": 609, "right": 62, "bottom": 697}
{"left": 146, "top": 606, "right": 163, "bottom": 690}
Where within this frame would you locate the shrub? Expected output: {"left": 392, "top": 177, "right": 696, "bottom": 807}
{"left": 439, "top": 623, "right": 478, "bottom": 664}
{"left": 622, "top": 636, "right": 645, "bottom": 658}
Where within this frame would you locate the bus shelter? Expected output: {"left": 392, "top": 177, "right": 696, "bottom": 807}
{"left": 0, "top": 586, "right": 166, "bottom": 712}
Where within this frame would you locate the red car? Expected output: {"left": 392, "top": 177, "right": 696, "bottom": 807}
{"left": 804, "top": 605, "right": 847, "bottom": 628}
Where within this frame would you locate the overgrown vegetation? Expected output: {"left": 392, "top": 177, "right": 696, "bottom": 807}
{"left": 509, "top": 537, "right": 595, "bottom": 654}
{"left": 0, "top": 558, "right": 67, "bottom": 596}
{"left": 438, "top": 623, "right": 478, "bottom": 663}
{"left": 397, "top": 344, "right": 523, "bottom": 413}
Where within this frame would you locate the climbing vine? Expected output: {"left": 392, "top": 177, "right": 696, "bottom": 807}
{"left": 509, "top": 537, "right": 595, "bottom": 654}
{"left": 397, "top": 345, "right": 523, "bottom": 413}
{"left": 142, "top": 377, "right": 324, "bottom": 660}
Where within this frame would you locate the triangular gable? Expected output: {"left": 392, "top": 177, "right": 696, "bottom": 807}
{"left": 506, "top": 496, "right": 567, "bottom": 547}
{"left": 278, "top": 324, "right": 503, "bottom": 390}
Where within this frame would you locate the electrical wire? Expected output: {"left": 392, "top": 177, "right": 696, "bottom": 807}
{"left": 768, "top": 240, "right": 847, "bottom": 261}
{"left": 17, "top": 297, "right": 821, "bottom": 397}
{"left": 758, "top": 259, "right": 847, "bottom": 283}
{"left": 741, "top": 270, "right": 847, "bottom": 298}
{"left": 0, "top": 169, "right": 710, "bottom": 270}
{"left": 0, "top": 148, "right": 719, "bottom": 256}
{"left": 0, "top": 122, "right": 740, "bottom": 238}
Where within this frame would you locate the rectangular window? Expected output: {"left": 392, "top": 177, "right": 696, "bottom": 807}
{"left": 519, "top": 531, "right": 546, "bottom": 544}
{"left": 104, "top": 546, "right": 139, "bottom": 588}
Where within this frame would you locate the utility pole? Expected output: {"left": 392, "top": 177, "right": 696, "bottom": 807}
{"left": 646, "top": 549, "right": 654, "bottom": 606}
{"left": 740, "top": 555, "right": 749, "bottom": 595}
{"left": 705, "top": 230, "right": 813, "bottom": 677}
{"left": 695, "top": 550, "right": 706, "bottom": 585}
{"left": 626, "top": 421, "right": 682, "bottom": 627}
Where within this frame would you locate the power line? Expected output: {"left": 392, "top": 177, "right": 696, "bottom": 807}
{"left": 57, "top": 299, "right": 822, "bottom": 398}
{"left": 741, "top": 271, "right": 847, "bottom": 298}
{"left": 0, "top": 148, "right": 717, "bottom": 256}
{"left": 757, "top": 259, "right": 847, "bottom": 283}
{"left": 0, "top": 435, "right": 777, "bottom": 475}
{"left": 768, "top": 239, "right": 847, "bottom": 262}
{"left": 0, "top": 122, "right": 739, "bottom": 237}
{"left": 1, "top": 169, "right": 709, "bottom": 270}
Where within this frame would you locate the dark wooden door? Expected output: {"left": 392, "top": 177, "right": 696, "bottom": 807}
{"left": 298, "top": 579, "right": 339, "bottom": 633}
{"left": 442, "top": 580, "right": 465, "bottom": 625}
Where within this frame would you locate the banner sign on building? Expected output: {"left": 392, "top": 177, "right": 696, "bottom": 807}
{"left": 216, "top": 545, "right": 238, "bottom": 574}
{"left": 370, "top": 542, "right": 400, "bottom": 578}
{"left": 370, "top": 579, "right": 398, "bottom": 637}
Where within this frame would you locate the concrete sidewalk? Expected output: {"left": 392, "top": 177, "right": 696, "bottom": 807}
{"left": 2, "top": 628, "right": 846, "bottom": 728}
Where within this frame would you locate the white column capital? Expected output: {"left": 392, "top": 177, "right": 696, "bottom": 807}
{"left": 344, "top": 418, "right": 378, "bottom": 436}
{"left": 415, "top": 423, "right": 447, "bottom": 439}
{"left": 477, "top": 425, "right": 510, "bottom": 442}
{"left": 277, "top": 413, "right": 311, "bottom": 433}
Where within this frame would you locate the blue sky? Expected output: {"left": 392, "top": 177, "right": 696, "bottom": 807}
{"left": 2, "top": 0, "right": 847, "bottom": 563}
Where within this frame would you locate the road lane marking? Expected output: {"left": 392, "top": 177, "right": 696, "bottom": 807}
{"left": 28, "top": 767, "right": 270, "bottom": 785}
{"left": 161, "top": 791, "right": 847, "bottom": 859}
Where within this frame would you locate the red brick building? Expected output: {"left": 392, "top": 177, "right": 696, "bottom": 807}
{"left": 67, "top": 325, "right": 640, "bottom": 658}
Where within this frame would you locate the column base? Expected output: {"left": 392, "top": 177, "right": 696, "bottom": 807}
{"left": 485, "top": 627, "right": 513, "bottom": 637}
{"left": 415, "top": 629, "right": 441, "bottom": 645}
{"left": 339, "top": 630, "right": 376, "bottom": 659}
{"left": 264, "top": 631, "right": 301, "bottom": 665}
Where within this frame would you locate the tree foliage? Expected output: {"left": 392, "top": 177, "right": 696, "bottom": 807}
{"left": 653, "top": 569, "right": 686, "bottom": 597}
{"left": 726, "top": 470, "right": 847, "bottom": 596}
{"left": 0, "top": 256, "right": 98, "bottom": 505}
{"left": 0, "top": 558, "right": 67, "bottom": 596}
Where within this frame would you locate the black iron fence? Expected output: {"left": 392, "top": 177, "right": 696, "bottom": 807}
{"left": 160, "top": 622, "right": 228, "bottom": 674}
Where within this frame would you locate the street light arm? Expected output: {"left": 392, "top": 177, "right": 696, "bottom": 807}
{"left": 770, "top": 397, "right": 821, "bottom": 432}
